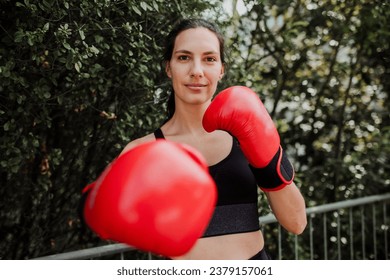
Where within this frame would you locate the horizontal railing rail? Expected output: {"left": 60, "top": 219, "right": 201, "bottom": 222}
{"left": 260, "top": 192, "right": 390, "bottom": 260}
{"left": 34, "top": 192, "right": 390, "bottom": 260}
{"left": 258, "top": 193, "right": 390, "bottom": 224}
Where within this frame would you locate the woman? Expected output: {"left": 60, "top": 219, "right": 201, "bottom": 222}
{"left": 120, "top": 18, "right": 307, "bottom": 260}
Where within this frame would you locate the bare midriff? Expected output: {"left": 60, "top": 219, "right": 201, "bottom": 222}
{"left": 172, "top": 230, "right": 264, "bottom": 260}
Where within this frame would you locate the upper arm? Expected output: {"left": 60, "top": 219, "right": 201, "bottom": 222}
{"left": 120, "top": 133, "right": 156, "bottom": 156}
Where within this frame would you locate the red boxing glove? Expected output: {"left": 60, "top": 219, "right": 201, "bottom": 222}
{"left": 202, "top": 86, "right": 294, "bottom": 191}
{"left": 83, "top": 140, "right": 217, "bottom": 257}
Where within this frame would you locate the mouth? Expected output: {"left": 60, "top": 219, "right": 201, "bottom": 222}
{"left": 186, "top": 83, "right": 207, "bottom": 90}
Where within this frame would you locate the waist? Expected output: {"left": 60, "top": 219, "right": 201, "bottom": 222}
{"left": 173, "top": 230, "right": 264, "bottom": 260}
{"left": 202, "top": 203, "right": 260, "bottom": 237}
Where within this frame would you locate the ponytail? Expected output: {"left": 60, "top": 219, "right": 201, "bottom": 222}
{"left": 166, "top": 88, "right": 175, "bottom": 121}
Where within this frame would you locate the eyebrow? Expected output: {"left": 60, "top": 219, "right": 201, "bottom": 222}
{"left": 174, "top": 49, "right": 219, "bottom": 55}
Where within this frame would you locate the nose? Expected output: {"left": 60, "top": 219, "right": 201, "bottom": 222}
{"left": 189, "top": 59, "right": 204, "bottom": 78}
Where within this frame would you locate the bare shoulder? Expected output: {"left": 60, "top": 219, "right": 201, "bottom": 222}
{"left": 120, "top": 133, "right": 156, "bottom": 156}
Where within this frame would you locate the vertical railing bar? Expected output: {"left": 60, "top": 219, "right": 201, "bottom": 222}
{"left": 337, "top": 212, "right": 341, "bottom": 260}
{"left": 384, "top": 202, "right": 388, "bottom": 260}
{"left": 120, "top": 252, "right": 124, "bottom": 260}
{"left": 295, "top": 234, "right": 299, "bottom": 260}
{"left": 372, "top": 204, "right": 377, "bottom": 259}
{"left": 309, "top": 215, "right": 313, "bottom": 260}
{"left": 278, "top": 224, "right": 282, "bottom": 260}
{"left": 361, "top": 206, "right": 366, "bottom": 259}
{"left": 323, "top": 213, "right": 328, "bottom": 260}
{"left": 260, "top": 223, "right": 265, "bottom": 258}
{"left": 349, "top": 207, "right": 354, "bottom": 260}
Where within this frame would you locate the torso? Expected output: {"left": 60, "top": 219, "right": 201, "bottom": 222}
{"left": 121, "top": 123, "right": 264, "bottom": 259}
{"left": 154, "top": 126, "right": 265, "bottom": 260}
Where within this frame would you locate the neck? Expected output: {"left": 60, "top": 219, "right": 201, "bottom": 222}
{"left": 163, "top": 102, "right": 210, "bottom": 135}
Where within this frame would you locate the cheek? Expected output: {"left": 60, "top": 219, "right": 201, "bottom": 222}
{"left": 207, "top": 68, "right": 223, "bottom": 82}
{"left": 171, "top": 60, "right": 187, "bottom": 70}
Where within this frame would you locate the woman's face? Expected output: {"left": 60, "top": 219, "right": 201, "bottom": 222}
{"left": 166, "top": 27, "right": 224, "bottom": 107}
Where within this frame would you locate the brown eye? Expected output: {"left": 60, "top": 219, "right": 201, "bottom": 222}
{"left": 206, "top": 57, "right": 217, "bottom": 62}
{"left": 178, "top": 55, "right": 190, "bottom": 61}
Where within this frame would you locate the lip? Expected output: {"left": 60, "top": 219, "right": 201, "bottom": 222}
{"left": 186, "top": 83, "right": 207, "bottom": 90}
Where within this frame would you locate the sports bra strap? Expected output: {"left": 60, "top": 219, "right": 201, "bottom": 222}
{"left": 154, "top": 128, "right": 165, "bottom": 139}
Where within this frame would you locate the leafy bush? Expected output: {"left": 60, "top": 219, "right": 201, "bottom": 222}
{"left": 0, "top": 0, "right": 220, "bottom": 259}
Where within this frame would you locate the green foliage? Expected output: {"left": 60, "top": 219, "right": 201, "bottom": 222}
{"left": 224, "top": 0, "right": 389, "bottom": 259}
{"left": 0, "top": 0, "right": 221, "bottom": 259}
{"left": 224, "top": 0, "right": 389, "bottom": 200}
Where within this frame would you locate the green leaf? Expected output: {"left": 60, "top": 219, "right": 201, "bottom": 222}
{"left": 74, "top": 61, "right": 81, "bottom": 72}
{"left": 79, "top": 30, "right": 85, "bottom": 40}
{"left": 43, "top": 22, "right": 50, "bottom": 32}
{"left": 132, "top": 6, "right": 142, "bottom": 16}
{"left": 3, "top": 121, "right": 10, "bottom": 131}
{"left": 62, "top": 42, "right": 71, "bottom": 50}
{"left": 140, "top": 2, "right": 149, "bottom": 11}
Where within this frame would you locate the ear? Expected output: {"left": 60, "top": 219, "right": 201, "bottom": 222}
{"left": 219, "top": 64, "right": 225, "bottom": 80}
{"left": 165, "top": 62, "right": 172, "bottom": 78}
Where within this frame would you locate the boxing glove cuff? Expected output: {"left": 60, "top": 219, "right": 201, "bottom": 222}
{"left": 249, "top": 146, "right": 294, "bottom": 192}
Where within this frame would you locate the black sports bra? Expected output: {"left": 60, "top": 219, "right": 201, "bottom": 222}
{"left": 154, "top": 128, "right": 260, "bottom": 237}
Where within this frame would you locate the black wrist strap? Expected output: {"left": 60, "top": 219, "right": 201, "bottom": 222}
{"left": 249, "top": 146, "right": 294, "bottom": 191}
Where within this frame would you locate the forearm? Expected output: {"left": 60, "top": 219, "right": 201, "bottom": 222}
{"left": 265, "top": 182, "right": 307, "bottom": 235}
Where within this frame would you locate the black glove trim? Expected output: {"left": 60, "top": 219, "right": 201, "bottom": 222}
{"left": 249, "top": 146, "right": 294, "bottom": 191}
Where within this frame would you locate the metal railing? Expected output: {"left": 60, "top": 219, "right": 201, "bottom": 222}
{"left": 260, "top": 192, "right": 390, "bottom": 260}
{"left": 34, "top": 193, "right": 390, "bottom": 260}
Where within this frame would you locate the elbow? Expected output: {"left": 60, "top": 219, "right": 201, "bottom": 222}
{"left": 283, "top": 215, "right": 307, "bottom": 235}
{"left": 289, "top": 216, "right": 307, "bottom": 235}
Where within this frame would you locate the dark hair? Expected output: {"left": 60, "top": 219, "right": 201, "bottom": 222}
{"left": 163, "top": 18, "right": 227, "bottom": 120}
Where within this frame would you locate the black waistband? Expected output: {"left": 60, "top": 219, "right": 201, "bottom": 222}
{"left": 249, "top": 248, "right": 271, "bottom": 260}
{"left": 202, "top": 203, "right": 260, "bottom": 237}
